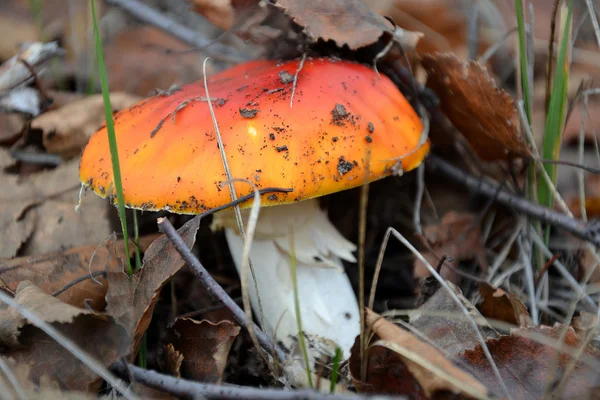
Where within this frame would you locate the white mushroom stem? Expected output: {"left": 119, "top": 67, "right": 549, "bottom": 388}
{"left": 211, "top": 199, "right": 360, "bottom": 379}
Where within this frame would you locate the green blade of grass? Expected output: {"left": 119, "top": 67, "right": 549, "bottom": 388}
{"left": 515, "top": 0, "right": 533, "bottom": 124}
{"left": 329, "top": 347, "right": 342, "bottom": 394}
{"left": 538, "top": 1, "right": 573, "bottom": 211}
{"left": 90, "top": 0, "right": 132, "bottom": 276}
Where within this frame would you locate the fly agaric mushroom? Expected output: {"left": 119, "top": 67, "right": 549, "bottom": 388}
{"left": 80, "top": 57, "right": 429, "bottom": 376}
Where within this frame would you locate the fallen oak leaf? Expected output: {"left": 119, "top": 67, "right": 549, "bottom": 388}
{"left": 106, "top": 216, "right": 201, "bottom": 358}
{"left": 422, "top": 52, "right": 530, "bottom": 161}
{"left": 170, "top": 318, "right": 240, "bottom": 383}
{"left": 349, "top": 309, "right": 488, "bottom": 399}
{"left": 162, "top": 343, "right": 184, "bottom": 378}
{"left": 458, "top": 325, "right": 600, "bottom": 399}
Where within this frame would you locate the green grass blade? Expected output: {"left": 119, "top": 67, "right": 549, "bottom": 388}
{"left": 90, "top": 0, "right": 132, "bottom": 276}
{"left": 289, "top": 228, "right": 313, "bottom": 389}
{"left": 515, "top": 0, "right": 533, "bottom": 124}
{"left": 329, "top": 347, "right": 342, "bottom": 394}
{"left": 538, "top": 1, "right": 573, "bottom": 210}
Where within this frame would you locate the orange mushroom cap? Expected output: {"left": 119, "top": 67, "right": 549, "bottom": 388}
{"left": 80, "top": 57, "right": 429, "bottom": 213}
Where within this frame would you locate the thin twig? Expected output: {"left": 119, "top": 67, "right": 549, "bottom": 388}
{"left": 52, "top": 271, "right": 107, "bottom": 297}
{"left": 413, "top": 164, "right": 425, "bottom": 235}
{"left": 156, "top": 217, "right": 285, "bottom": 362}
{"left": 426, "top": 154, "right": 600, "bottom": 247}
{"left": 104, "top": 0, "right": 242, "bottom": 62}
{"left": 0, "top": 290, "right": 136, "bottom": 400}
{"left": 120, "top": 364, "right": 400, "bottom": 400}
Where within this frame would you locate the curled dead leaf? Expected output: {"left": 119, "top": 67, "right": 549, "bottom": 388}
{"left": 170, "top": 318, "right": 240, "bottom": 383}
{"left": 477, "top": 282, "right": 531, "bottom": 327}
{"left": 106, "top": 216, "right": 200, "bottom": 358}
{"left": 349, "top": 308, "right": 487, "bottom": 398}
{"left": 422, "top": 52, "right": 530, "bottom": 161}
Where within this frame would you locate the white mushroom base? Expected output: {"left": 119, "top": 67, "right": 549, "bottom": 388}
{"left": 212, "top": 199, "right": 360, "bottom": 383}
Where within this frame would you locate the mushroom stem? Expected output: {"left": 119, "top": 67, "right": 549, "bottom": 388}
{"left": 213, "top": 199, "right": 360, "bottom": 374}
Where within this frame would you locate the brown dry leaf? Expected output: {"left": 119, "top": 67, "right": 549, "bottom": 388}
{"left": 349, "top": 309, "right": 487, "bottom": 398}
{"left": 0, "top": 280, "right": 93, "bottom": 346}
{"left": 163, "top": 343, "right": 184, "bottom": 378}
{"left": 171, "top": 318, "right": 240, "bottom": 383}
{"left": 0, "top": 358, "right": 99, "bottom": 400}
{"left": 0, "top": 160, "right": 112, "bottom": 258}
{"left": 106, "top": 216, "right": 201, "bottom": 358}
{"left": 0, "top": 236, "right": 123, "bottom": 310}
{"left": 1, "top": 281, "right": 129, "bottom": 392}
{"left": 104, "top": 27, "right": 208, "bottom": 96}
{"left": 477, "top": 282, "right": 531, "bottom": 327}
{"left": 422, "top": 52, "right": 530, "bottom": 161}
{"left": 275, "top": 0, "right": 395, "bottom": 50}
{"left": 32, "top": 93, "right": 141, "bottom": 158}
{"left": 414, "top": 211, "right": 487, "bottom": 282}
{"left": 459, "top": 325, "right": 600, "bottom": 399}
{"left": 410, "top": 281, "right": 499, "bottom": 359}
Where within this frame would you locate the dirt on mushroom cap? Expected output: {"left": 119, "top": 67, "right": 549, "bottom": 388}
{"left": 79, "top": 57, "right": 429, "bottom": 214}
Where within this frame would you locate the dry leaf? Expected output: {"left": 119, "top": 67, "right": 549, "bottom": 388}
{"left": 0, "top": 42, "right": 62, "bottom": 93}
{"left": 32, "top": 93, "right": 141, "bottom": 158}
{"left": 171, "top": 318, "right": 240, "bottom": 383}
{"left": 414, "top": 211, "right": 487, "bottom": 282}
{"left": 422, "top": 52, "right": 530, "bottom": 161}
{"left": 349, "top": 309, "right": 487, "bottom": 398}
{"left": 106, "top": 216, "right": 201, "bottom": 358}
{"left": 0, "top": 280, "right": 94, "bottom": 346}
{"left": 409, "top": 281, "right": 499, "bottom": 359}
{"left": 163, "top": 343, "right": 184, "bottom": 378}
{"left": 104, "top": 27, "right": 209, "bottom": 96}
{"left": 0, "top": 160, "right": 112, "bottom": 258}
{"left": 275, "top": 0, "right": 394, "bottom": 50}
{"left": 477, "top": 282, "right": 531, "bottom": 327}
{"left": 459, "top": 325, "right": 600, "bottom": 399}
{"left": 0, "top": 236, "right": 121, "bottom": 310}
{"left": 1, "top": 281, "right": 129, "bottom": 392}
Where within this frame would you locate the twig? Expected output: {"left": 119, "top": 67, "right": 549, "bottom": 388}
{"left": 0, "top": 290, "right": 136, "bottom": 399}
{"left": 426, "top": 154, "right": 600, "bottom": 247}
{"left": 104, "top": 0, "right": 242, "bottom": 62}
{"left": 120, "top": 364, "right": 402, "bottom": 400}
{"left": 52, "top": 271, "right": 107, "bottom": 297}
{"left": 156, "top": 217, "right": 285, "bottom": 362}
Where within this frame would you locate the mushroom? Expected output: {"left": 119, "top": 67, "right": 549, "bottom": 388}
{"left": 80, "top": 57, "right": 429, "bottom": 380}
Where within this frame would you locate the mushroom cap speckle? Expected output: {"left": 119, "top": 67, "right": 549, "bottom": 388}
{"left": 79, "top": 57, "right": 429, "bottom": 213}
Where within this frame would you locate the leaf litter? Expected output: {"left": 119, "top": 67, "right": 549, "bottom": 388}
{"left": 1, "top": 0, "right": 600, "bottom": 398}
